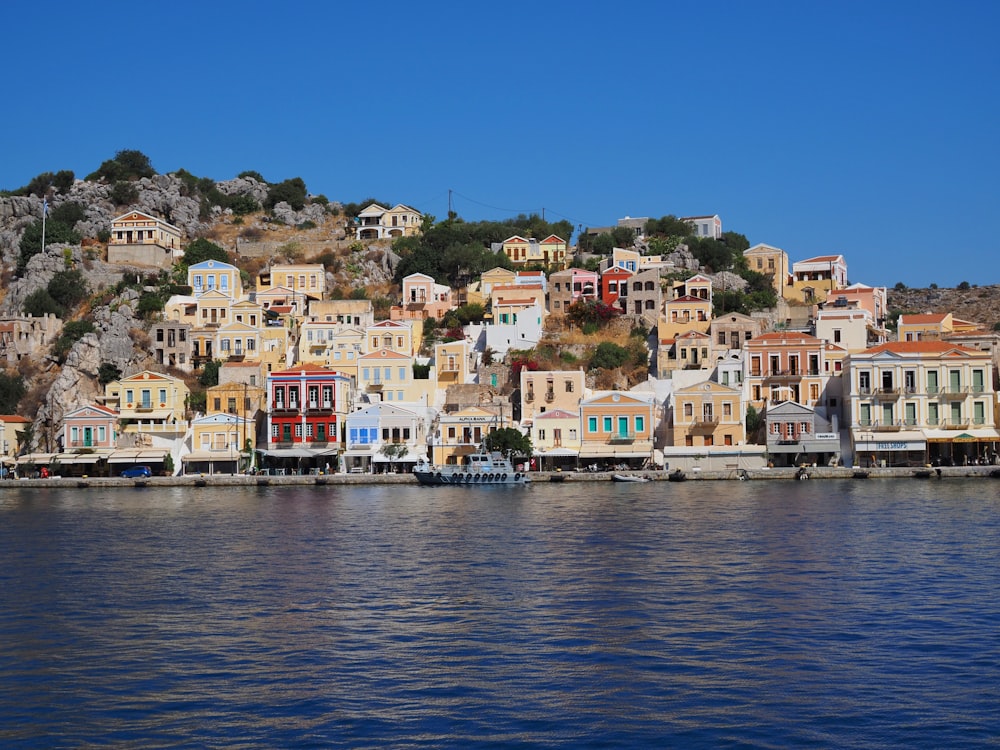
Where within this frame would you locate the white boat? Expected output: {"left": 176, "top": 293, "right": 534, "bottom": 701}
{"left": 413, "top": 450, "right": 530, "bottom": 486}
{"left": 612, "top": 473, "right": 649, "bottom": 483}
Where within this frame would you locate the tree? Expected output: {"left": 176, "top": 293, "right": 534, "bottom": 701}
{"left": 746, "top": 405, "right": 764, "bottom": 442}
{"left": 589, "top": 342, "right": 629, "bottom": 371}
{"left": 109, "top": 181, "right": 139, "bottom": 206}
{"left": 52, "top": 321, "right": 95, "bottom": 363}
{"left": 484, "top": 427, "right": 532, "bottom": 458}
{"left": 86, "top": 149, "right": 155, "bottom": 182}
{"left": 183, "top": 238, "right": 229, "bottom": 266}
{"left": 18, "top": 219, "right": 81, "bottom": 273}
{"left": 646, "top": 215, "right": 692, "bottom": 238}
{"left": 23, "top": 289, "right": 64, "bottom": 317}
{"left": 47, "top": 270, "right": 89, "bottom": 311}
{"left": 0, "top": 372, "right": 26, "bottom": 414}
{"left": 15, "top": 421, "right": 34, "bottom": 456}
{"left": 237, "top": 170, "right": 267, "bottom": 183}
{"left": 265, "top": 177, "right": 307, "bottom": 210}
{"left": 98, "top": 363, "right": 122, "bottom": 385}
{"left": 379, "top": 442, "right": 409, "bottom": 473}
{"left": 199, "top": 359, "right": 222, "bottom": 387}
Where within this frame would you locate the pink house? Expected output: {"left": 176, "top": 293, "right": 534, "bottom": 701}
{"left": 63, "top": 404, "right": 118, "bottom": 450}
{"left": 390, "top": 273, "right": 456, "bottom": 321}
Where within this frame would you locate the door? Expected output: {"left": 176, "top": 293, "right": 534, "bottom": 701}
{"left": 83, "top": 427, "right": 93, "bottom": 447}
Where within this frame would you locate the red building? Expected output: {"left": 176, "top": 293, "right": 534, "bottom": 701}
{"left": 600, "top": 266, "right": 633, "bottom": 310}
{"left": 266, "top": 366, "right": 352, "bottom": 451}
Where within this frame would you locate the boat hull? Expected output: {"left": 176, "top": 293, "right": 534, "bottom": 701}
{"left": 413, "top": 469, "right": 530, "bottom": 486}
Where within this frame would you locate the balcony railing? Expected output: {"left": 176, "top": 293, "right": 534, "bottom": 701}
{"left": 524, "top": 392, "right": 534, "bottom": 402}
{"left": 545, "top": 391, "right": 555, "bottom": 402}
{"left": 608, "top": 432, "right": 636, "bottom": 444}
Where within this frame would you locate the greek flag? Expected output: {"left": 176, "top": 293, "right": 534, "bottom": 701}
{"left": 42, "top": 198, "right": 48, "bottom": 216}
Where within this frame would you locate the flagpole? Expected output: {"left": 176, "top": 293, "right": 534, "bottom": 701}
{"left": 41, "top": 196, "right": 47, "bottom": 256}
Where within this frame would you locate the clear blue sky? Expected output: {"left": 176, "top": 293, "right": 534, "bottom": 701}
{"left": 3, "top": 1, "right": 997, "bottom": 288}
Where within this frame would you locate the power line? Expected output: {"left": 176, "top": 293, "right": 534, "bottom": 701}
{"left": 450, "top": 189, "right": 540, "bottom": 216}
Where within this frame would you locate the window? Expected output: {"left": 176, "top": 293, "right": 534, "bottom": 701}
{"left": 683, "top": 403, "right": 693, "bottom": 417}
{"left": 860, "top": 403, "right": 871, "bottom": 426}
{"left": 294, "top": 424, "right": 303, "bottom": 438}
{"left": 635, "top": 416, "right": 645, "bottom": 433}
{"left": 98, "top": 426, "right": 106, "bottom": 442}
{"left": 588, "top": 416, "right": 598, "bottom": 432}
{"left": 928, "top": 402, "right": 939, "bottom": 426}
{"left": 974, "top": 401, "right": 985, "bottom": 425}
{"left": 602, "top": 416, "right": 612, "bottom": 432}
{"left": 723, "top": 402, "right": 732, "bottom": 417}
{"left": 538, "top": 429, "right": 546, "bottom": 441}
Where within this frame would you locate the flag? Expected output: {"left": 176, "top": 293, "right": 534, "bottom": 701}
{"left": 42, "top": 198, "right": 48, "bottom": 217}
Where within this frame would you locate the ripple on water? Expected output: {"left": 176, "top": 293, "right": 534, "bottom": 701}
{"left": 0, "top": 480, "right": 998, "bottom": 747}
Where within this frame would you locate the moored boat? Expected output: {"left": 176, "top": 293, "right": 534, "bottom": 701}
{"left": 613, "top": 473, "right": 649, "bottom": 483}
{"left": 413, "top": 450, "right": 530, "bottom": 486}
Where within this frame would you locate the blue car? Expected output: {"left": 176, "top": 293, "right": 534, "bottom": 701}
{"left": 121, "top": 465, "right": 152, "bottom": 478}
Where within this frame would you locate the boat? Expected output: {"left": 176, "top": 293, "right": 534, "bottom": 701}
{"left": 667, "top": 469, "right": 686, "bottom": 482}
{"left": 413, "top": 449, "right": 530, "bottom": 486}
{"left": 613, "top": 473, "right": 649, "bottom": 483}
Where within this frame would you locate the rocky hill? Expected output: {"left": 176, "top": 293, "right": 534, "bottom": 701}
{"left": 0, "top": 170, "right": 399, "bottom": 450}
{"left": 887, "top": 284, "right": 1000, "bottom": 330}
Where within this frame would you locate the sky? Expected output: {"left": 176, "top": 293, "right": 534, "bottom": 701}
{"left": 2, "top": 1, "right": 997, "bottom": 288}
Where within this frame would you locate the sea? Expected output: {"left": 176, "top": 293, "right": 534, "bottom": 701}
{"left": 1, "top": 479, "right": 998, "bottom": 748}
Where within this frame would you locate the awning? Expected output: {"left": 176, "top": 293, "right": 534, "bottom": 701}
{"left": 52, "top": 453, "right": 106, "bottom": 464}
{"left": 108, "top": 449, "right": 169, "bottom": 463}
{"left": 16, "top": 453, "right": 57, "bottom": 465}
{"left": 256, "top": 447, "right": 334, "bottom": 459}
{"left": 182, "top": 450, "right": 242, "bottom": 463}
{"left": 579, "top": 445, "right": 653, "bottom": 459}
{"left": 534, "top": 447, "right": 579, "bottom": 457}
{"left": 124, "top": 410, "right": 173, "bottom": 422}
{"left": 924, "top": 428, "right": 1000, "bottom": 443}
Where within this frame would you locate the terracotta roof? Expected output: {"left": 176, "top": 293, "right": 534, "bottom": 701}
{"left": 798, "top": 255, "right": 843, "bottom": 263}
{"left": 0, "top": 415, "right": 31, "bottom": 423}
{"left": 899, "top": 313, "right": 948, "bottom": 324}
{"left": 865, "top": 341, "right": 980, "bottom": 355}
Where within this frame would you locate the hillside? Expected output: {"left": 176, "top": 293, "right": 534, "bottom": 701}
{"left": 887, "top": 284, "right": 1000, "bottom": 330}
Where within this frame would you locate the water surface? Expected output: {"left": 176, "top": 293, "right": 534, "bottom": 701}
{"left": 1, "top": 480, "right": 998, "bottom": 747}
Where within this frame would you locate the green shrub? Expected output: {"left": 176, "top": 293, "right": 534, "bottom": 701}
{"left": 23, "top": 289, "right": 64, "bottom": 317}
{"left": 109, "top": 181, "right": 139, "bottom": 206}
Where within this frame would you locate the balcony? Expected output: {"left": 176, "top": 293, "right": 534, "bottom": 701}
{"left": 608, "top": 432, "right": 636, "bottom": 444}
{"left": 271, "top": 403, "right": 299, "bottom": 416}
{"left": 545, "top": 391, "right": 555, "bottom": 403}
{"left": 877, "top": 387, "right": 900, "bottom": 399}
{"left": 306, "top": 401, "right": 334, "bottom": 415}
{"left": 873, "top": 421, "right": 902, "bottom": 432}
{"left": 524, "top": 391, "right": 535, "bottom": 402}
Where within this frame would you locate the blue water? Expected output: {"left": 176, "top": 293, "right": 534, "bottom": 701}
{"left": 1, "top": 480, "right": 998, "bottom": 748}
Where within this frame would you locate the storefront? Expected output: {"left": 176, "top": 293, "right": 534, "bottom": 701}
{"left": 853, "top": 431, "right": 926, "bottom": 468}
{"left": 925, "top": 430, "right": 1000, "bottom": 466}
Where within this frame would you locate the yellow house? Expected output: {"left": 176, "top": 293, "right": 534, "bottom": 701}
{"left": 324, "top": 327, "right": 366, "bottom": 380}
{"left": 433, "top": 406, "right": 502, "bottom": 466}
{"left": 670, "top": 381, "right": 745, "bottom": 447}
{"left": 531, "top": 409, "right": 581, "bottom": 469}
{"left": 195, "top": 289, "right": 234, "bottom": 328}
{"left": 435, "top": 339, "right": 470, "bottom": 388}
{"left": 358, "top": 349, "right": 419, "bottom": 404}
{"left": 478, "top": 268, "right": 517, "bottom": 306}
{"left": 307, "top": 299, "right": 374, "bottom": 328}
{"left": 188, "top": 260, "right": 242, "bottom": 299}
{"left": 521, "top": 369, "right": 586, "bottom": 424}
{"left": 660, "top": 295, "right": 712, "bottom": 339}
{"left": 105, "top": 370, "right": 189, "bottom": 438}
{"left": 785, "top": 255, "right": 848, "bottom": 304}
{"left": 183, "top": 412, "right": 254, "bottom": 474}
{"left": 257, "top": 264, "right": 327, "bottom": 301}
{"left": 0, "top": 415, "right": 31, "bottom": 464}
{"left": 366, "top": 319, "right": 419, "bottom": 357}
{"left": 743, "top": 243, "right": 789, "bottom": 296}
{"left": 230, "top": 299, "right": 265, "bottom": 329}
{"left": 108, "top": 210, "right": 183, "bottom": 267}
{"left": 260, "top": 324, "right": 293, "bottom": 377}
{"left": 578, "top": 392, "right": 655, "bottom": 467}
{"left": 214, "top": 321, "right": 260, "bottom": 362}
{"left": 355, "top": 203, "right": 423, "bottom": 240}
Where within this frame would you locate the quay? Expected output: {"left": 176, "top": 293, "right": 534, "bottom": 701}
{"left": 2, "top": 465, "right": 999, "bottom": 489}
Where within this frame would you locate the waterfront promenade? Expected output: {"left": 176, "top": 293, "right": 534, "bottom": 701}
{"left": 3, "top": 465, "right": 998, "bottom": 489}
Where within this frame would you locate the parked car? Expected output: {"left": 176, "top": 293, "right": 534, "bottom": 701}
{"left": 121, "top": 465, "right": 152, "bottom": 478}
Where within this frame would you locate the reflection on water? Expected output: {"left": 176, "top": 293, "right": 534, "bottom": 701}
{"left": 1, "top": 481, "right": 999, "bottom": 747}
